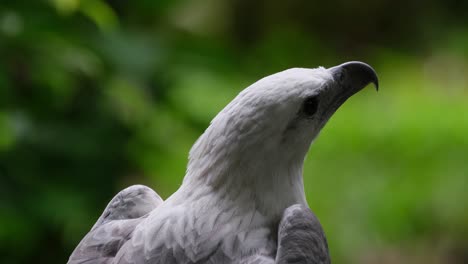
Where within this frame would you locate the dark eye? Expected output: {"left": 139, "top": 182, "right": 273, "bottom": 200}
{"left": 302, "top": 96, "right": 319, "bottom": 117}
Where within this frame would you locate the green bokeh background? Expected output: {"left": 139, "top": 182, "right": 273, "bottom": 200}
{"left": 0, "top": 0, "right": 467, "bottom": 263}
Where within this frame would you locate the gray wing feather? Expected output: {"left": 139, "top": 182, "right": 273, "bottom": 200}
{"left": 236, "top": 204, "right": 331, "bottom": 264}
{"left": 275, "top": 204, "right": 330, "bottom": 264}
{"left": 92, "top": 185, "right": 163, "bottom": 229}
{"left": 69, "top": 190, "right": 329, "bottom": 264}
{"left": 69, "top": 218, "right": 141, "bottom": 264}
{"left": 240, "top": 255, "right": 275, "bottom": 264}
{"left": 68, "top": 185, "right": 163, "bottom": 264}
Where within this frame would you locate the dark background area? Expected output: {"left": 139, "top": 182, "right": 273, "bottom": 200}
{"left": 0, "top": 0, "right": 467, "bottom": 263}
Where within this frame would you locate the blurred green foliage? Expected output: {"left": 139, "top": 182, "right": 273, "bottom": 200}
{"left": 0, "top": 0, "right": 467, "bottom": 263}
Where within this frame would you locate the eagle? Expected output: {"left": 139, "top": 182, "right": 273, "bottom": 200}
{"left": 68, "top": 61, "right": 378, "bottom": 264}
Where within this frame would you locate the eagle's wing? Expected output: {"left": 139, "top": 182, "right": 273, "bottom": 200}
{"left": 240, "top": 204, "right": 330, "bottom": 264}
{"left": 68, "top": 185, "right": 163, "bottom": 264}
{"left": 275, "top": 204, "right": 330, "bottom": 264}
{"left": 240, "top": 255, "right": 275, "bottom": 264}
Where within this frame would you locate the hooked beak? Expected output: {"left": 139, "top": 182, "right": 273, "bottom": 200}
{"left": 328, "top": 61, "right": 379, "bottom": 93}
{"left": 321, "top": 61, "right": 379, "bottom": 120}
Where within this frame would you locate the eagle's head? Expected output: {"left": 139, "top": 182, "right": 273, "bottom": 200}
{"left": 184, "top": 62, "right": 378, "bottom": 214}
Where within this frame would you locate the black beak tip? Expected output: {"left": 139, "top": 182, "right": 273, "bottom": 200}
{"left": 372, "top": 76, "right": 379, "bottom": 92}
{"left": 333, "top": 61, "right": 379, "bottom": 92}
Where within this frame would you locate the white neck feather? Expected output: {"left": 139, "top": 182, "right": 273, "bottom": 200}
{"left": 175, "top": 112, "right": 308, "bottom": 220}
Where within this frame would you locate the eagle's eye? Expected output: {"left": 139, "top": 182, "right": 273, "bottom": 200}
{"left": 302, "top": 96, "right": 319, "bottom": 117}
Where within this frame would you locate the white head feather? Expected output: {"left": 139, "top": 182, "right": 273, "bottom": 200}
{"left": 179, "top": 67, "right": 334, "bottom": 218}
